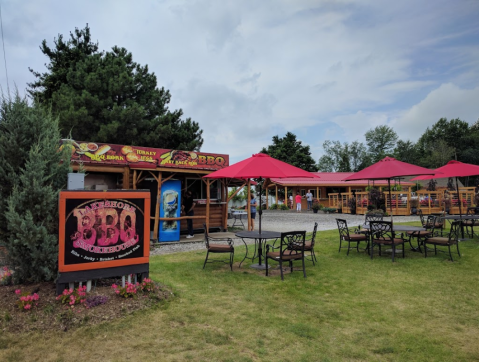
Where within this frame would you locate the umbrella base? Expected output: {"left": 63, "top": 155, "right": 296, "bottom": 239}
{"left": 250, "top": 263, "right": 270, "bottom": 270}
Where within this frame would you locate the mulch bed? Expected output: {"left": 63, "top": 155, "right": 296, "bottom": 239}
{"left": 0, "top": 279, "right": 173, "bottom": 334}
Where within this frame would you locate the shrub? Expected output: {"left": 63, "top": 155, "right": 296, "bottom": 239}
{"left": 366, "top": 209, "right": 385, "bottom": 215}
{"left": 56, "top": 285, "right": 87, "bottom": 307}
{"left": 15, "top": 289, "right": 39, "bottom": 311}
{"left": 323, "top": 207, "right": 337, "bottom": 213}
{"left": 112, "top": 282, "right": 139, "bottom": 298}
{"left": 0, "top": 266, "right": 12, "bottom": 285}
{"left": 409, "top": 198, "right": 419, "bottom": 208}
{"left": 0, "top": 95, "right": 71, "bottom": 283}
{"left": 279, "top": 204, "right": 290, "bottom": 210}
{"left": 85, "top": 295, "right": 109, "bottom": 309}
{"left": 269, "top": 204, "right": 278, "bottom": 210}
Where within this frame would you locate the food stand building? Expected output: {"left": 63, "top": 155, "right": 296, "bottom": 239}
{"left": 63, "top": 140, "right": 233, "bottom": 240}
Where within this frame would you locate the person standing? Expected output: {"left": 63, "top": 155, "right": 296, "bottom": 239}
{"left": 295, "top": 193, "right": 303, "bottom": 213}
{"left": 306, "top": 190, "right": 313, "bottom": 211}
{"left": 250, "top": 194, "right": 257, "bottom": 231}
{"left": 182, "top": 190, "right": 196, "bottom": 238}
{"left": 289, "top": 195, "right": 293, "bottom": 210}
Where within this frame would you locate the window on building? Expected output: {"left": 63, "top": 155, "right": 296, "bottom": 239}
{"left": 186, "top": 178, "right": 221, "bottom": 200}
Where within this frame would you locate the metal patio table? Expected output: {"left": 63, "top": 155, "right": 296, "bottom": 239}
{"left": 235, "top": 230, "right": 281, "bottom": 269}
{"left": 231, "top": 211, "right": 247, "bottom": 229}
{"left": 441, "top": 214, "right": 479, "bottom": 240}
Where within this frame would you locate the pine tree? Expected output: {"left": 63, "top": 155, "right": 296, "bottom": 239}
{"left": 0, "top": 94, "right": 70, "bottom": 282}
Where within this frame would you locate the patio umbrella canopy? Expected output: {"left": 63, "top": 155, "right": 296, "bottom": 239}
{"left": 205, "top": 153, "right": 319, "bottom": 233}
{"left": 411, "top": 160, "right": 479, "bottom": 228}
{"left": 342, "top": 156, "right": 437, "bottom": 217}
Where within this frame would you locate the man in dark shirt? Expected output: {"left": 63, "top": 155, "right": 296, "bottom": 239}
{"left": 182, "top": 190, "right": 196, "bottom": 238}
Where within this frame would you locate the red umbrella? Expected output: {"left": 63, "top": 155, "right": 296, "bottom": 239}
{"left": 204, "top": 153, "right": 318, "bottom": 179}
{"left": 205, "top": 153, "right": 319, "bottom": 233}
{"left": 411, "top": 160, "right": 479, "bottom": 229}
{"left": 343, "top": 157, "right": 437, "bottom": 217}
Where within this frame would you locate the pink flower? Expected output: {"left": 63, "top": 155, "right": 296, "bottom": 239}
{"left": 24, "top": 304, "right": 31, "bottom": 310}
{"left": 111, "top": 284, "right": 117, "bottom": 289}
{"left": 15, "top": 289, "right": 21, "bottom": 295}
{"left": 33, "top": 293, "right": 39, "bottom": 301}
{"left": 115, "top": 290, "right": 120, "bottom": 294}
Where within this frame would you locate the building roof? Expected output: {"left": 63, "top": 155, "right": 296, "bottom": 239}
{"left": 270, "top": 172, "right": 415, "bottom": 187}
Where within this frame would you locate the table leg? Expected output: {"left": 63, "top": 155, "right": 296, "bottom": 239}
{"left": 250, "top": 238, "right": 269, "bottom": 270}
{"left": 238, "top": 237, "right": 249, "bottom": 268}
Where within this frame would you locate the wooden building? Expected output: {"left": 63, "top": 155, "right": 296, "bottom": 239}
{"left": 63, "top": 139, "right": 233, "bottom": 240}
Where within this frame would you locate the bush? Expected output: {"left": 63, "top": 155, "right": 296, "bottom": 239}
{"left": 0, "top": 94, "right": 71, "bottom": 283}
{"left": 323, "top": 207, "right": 337, "bottom": 213}
{"left": 279, "top": 204, "right": 290, "bottom": 210}
{"left": 269, "top": 204, "right": 278, "bottom": 210}
{"left": 366, "top": 209, "right": 385, "bottom": 215}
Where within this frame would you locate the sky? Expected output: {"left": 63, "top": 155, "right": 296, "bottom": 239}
{"left": 1, "top": 0, "right": 479, "bottom": 164}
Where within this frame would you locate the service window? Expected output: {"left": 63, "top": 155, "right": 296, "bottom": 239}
{"left": 186, "top": 178, "right": 221, "bottom": 200}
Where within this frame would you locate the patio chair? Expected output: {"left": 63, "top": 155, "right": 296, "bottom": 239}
{"left": 336, "top": 219, "right": 368, "bottom": 255}
{"left": 289, "top": 222, "right": 318, "bottom": 265}
{"left": 423, "top": 221, "right": 461, "bottom": 261}
{"left": 418, "top": 209, "right": 444, "bottom": 236}
{"left": 265, "top": 231, "right": 306, "bottom": 280}
{"left": 203, "top": 224, "right": 235, "bottom": 271}
{"left": 462, "top": 208, "right": 477, "bottom": 238}
{"left": 406, "top": 215, "right": 435, "bottom": 253}
{"left": 369, "top": 221, "right": 406, "bottom": 262}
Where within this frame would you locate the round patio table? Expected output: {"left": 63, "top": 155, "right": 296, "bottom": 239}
{"left": 235, "top": 230, "right": 281, "bottom": 270}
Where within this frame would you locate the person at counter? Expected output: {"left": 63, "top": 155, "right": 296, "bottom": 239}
{"left": 250, "top": 194, "right": 257, "bottom": 231}
{"left": 182, "top": 190, "right": 196, "bottom": 239}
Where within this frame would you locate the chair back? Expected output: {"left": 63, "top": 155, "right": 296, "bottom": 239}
{"left": 447, "top": 221, "right": 461, "bottom": 244}
{"left": 425, "top": 215, "right": 436, "bottom": 230}
{"left": 417, "top": 209, "right": 426, "bottom": 227}
{"left": 365, "top": 214, "right": 384, "bottom": 225}
{"left": 310, "top": 222, "right": 318, "bottom": 248}
{"left": 280, "top": 231, "right": 306, "bottom": 256}
{"left": 203, "top": 223, "right": 210, "bottom": 248}
{"left": 336, "top": 219, "right": 350, "bottom": 240}
{"left": 467, "top": 207, "right": 479, "bottom": 215}
{"left": 369, "top": 221, "right": 393, "bottom": 241}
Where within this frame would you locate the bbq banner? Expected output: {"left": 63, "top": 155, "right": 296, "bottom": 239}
{"left": 60, "top": 139, "right": 229, "bottom": 171}
{"left": 59, "top": 191, "right": 150, "bottom": 272}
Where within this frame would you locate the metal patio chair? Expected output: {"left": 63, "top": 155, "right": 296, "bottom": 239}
{"left": 203, "top": 224, "right": 235, "bottom": 271}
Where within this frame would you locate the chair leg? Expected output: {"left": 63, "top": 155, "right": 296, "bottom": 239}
{"left": 434, "top": 245, "right": 437, "bottom": 255}
{"left": 457, "top": 243, "right": 461, "bottom": 257}
{"left": 265, "top": 256, "right": 269, "bottom": 276}
{"left": 370, "top": 243, "right": 374, "bottom": 259}
{"left": 424, "top": 243, "right": 428, "bottom": 258}
{"left": 279, "top": 259, "right": 284, "bottom": 281}
{"left": 402, "top": 243, "right": 405, "bottom": 258}
{"left": 302, "top": 255, "right": 306, "bottom": 278}
{"left": 203, "top": 250, "right": 209, "bottom": 269}
{"left": 338, "top": 239, "right": 342, "bottom": 253}
{"left": 448, "top": 245, "right": 453, "bottom": 261}
{"left": 230, "top": 250, "right": 234, "bottom": 271}
{"left": 347, "top": 241, "right": 350, "bottom": 256}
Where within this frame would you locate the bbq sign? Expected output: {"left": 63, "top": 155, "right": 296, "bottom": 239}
{"left": 59, "top": 191, "right": 150, "bottom": 272}
{"left": 60, "top": 139, "right": 229, "bottom": 171}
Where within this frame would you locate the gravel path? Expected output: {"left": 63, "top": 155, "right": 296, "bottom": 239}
{"left": 151, "top": 210, "right": 420, "bottom": 255}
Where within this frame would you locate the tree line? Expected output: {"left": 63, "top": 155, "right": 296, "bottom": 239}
{"left": 260, "top": 120, "right": 479, "bottom": 174}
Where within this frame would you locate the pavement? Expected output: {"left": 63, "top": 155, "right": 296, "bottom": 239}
{"left": 151, "top": 210, "right": 420, "bottom": 255}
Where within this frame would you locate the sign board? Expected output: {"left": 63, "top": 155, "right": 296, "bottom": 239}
{"left": 60, "top": 139, "right": 229, "bottom": 171}
{"left": 58, "top": 190, "right": 150, "bottom": 272}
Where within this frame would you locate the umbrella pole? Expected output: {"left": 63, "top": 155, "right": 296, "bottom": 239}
{"left": 259, "top": 177, "right": 263, "bottom": 234}
{"left": 389, "top": 179, "right": 393, "bottom": 222}
{"left": 456, "top": 177, "right": 465, "bottom": 239}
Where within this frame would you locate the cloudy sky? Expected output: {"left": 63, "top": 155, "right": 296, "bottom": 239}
{"left": 1, "top": 0, "right": 479, "bottom": 164}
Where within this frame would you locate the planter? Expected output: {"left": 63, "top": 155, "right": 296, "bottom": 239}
{"left": 313, "top": 209, "right": 319, "bottom": 214}
{"left": 337, "top": 208, "right": 342, "bottom": 214}
{"left": 410, "top": 207, "right": 417, "bottom": 215}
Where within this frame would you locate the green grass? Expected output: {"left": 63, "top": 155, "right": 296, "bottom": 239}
{"left": 1, "top": 221, "right": 479, "bottom": 361}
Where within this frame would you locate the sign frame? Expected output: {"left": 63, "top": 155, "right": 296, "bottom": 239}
{"left": 58, "top": 190, "right": 150, "bottom": 273}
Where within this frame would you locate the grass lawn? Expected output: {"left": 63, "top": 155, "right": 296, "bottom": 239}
{"left": 1, "top": 221, "right": 479, "bottom": 361}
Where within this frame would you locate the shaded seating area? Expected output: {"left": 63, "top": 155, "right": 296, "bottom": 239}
{"left": 418, "top": 209, "right": 444, "bottom": 236}
{"left": 265, "top": 231, "right": 307, "bottom": 280}
{"left": 369, "top": 221, "right": 406, "bottom": 262}
{"left": 423, "top": 221, "right": 461, "bottom": 261}
{"left": 336, "top": 219, "right": 368, "bottom": 255}
{"left": 203, "top": 224, "right": 235, "bottom": 271}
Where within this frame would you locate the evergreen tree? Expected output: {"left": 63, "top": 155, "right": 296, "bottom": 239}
{"left": 0, "top": 94, "right": 70, "bottom": 282}
{"left": 260, "top": 132, "right": 318, "bottom": 172}
{"left": 28, "top": 25, "right": 203, "bottom": 151}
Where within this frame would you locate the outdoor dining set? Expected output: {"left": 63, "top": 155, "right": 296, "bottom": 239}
{"left": 336, "top": 207, "right": 479, "bottom": 262}
{"left": 202, "top": 222, "right": 319, "bottom": 280}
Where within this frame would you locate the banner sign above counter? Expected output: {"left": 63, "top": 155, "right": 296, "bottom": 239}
{"left": 61, "top": 139, "right": 229, "bottom": 171}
